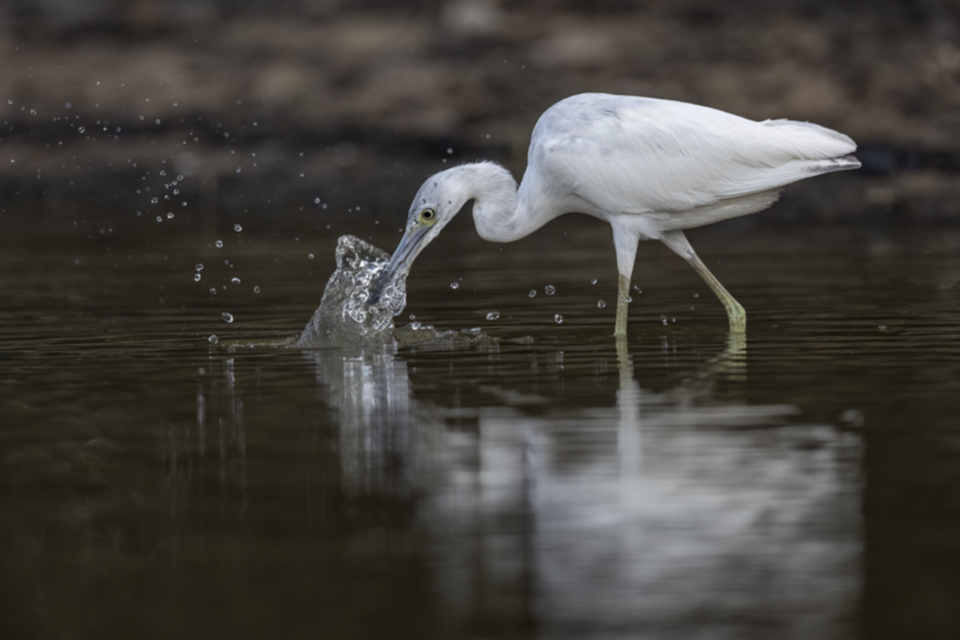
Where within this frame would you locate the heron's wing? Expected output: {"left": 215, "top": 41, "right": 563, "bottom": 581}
{"left": 530, "top": 94, "right": 857, "bottom": 215}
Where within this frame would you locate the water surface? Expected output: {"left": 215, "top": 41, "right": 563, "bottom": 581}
{"left": 2, "top": 213, "right": 959, "bottom": 639}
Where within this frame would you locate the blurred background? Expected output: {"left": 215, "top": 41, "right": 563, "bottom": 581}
{"left": 1, "top": 0, "right": 958, "bottom": 233}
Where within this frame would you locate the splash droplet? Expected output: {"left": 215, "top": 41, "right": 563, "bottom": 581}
{"left": 450, "top": 282, "right": 459, "bottom": 290}
{"left": 253, "top": 285, "right": 261, "bottom": 293}
{"left": 233, "top": 223, "right": 242, "bottom": 232}
{"left": 308, "top": 253, "right": 314, "bottom": 260}
{"left": 486, "top": 311, "right": 500, "bottom": 321}
{"left": 661, "top": 314, "right": 669, "bottom": 325}
{"left": 166, "top": 212, "right": 174, "bottom": 219}
{"left": 222, "top": 312, "right": 234, "bottom": 323}
{"left": 215, "top": 240, "right": 223, "bottom": 248}
{"left": 544, "top": 285, "right": 556, "bottom": 295}
{"left": 231, "top": 277, "right": 241, "bottom": 285}
{"left": 193, "top": 273, "right": 201, "bottom": 282}
{"left": 591, "top": 278, "right": 598, "bottom": 285}
{"left": 195, "top": 263, "right": 204, "bottom": 271}
{"left": 208, "top": 334, "right": 218, "bottom": 345}
{"left": 529, "top": 289, "right": 536, "bottom": 298}
{"left": 597, "top": 300, "right": 606, "bottom": 309}
{"left": 554, "top": 314, "right": 563, "bottom": 324}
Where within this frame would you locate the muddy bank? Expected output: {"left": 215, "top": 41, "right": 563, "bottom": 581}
{"left": 1, "top": 1, "right": 958, "bottom": 224}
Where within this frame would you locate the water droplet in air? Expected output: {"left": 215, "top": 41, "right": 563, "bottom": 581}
{"left": 222, "top": 312, "right": 234, "bottom": 323}
{"left": 661, "top": 314, "right": 669, "bottom": 325}
{"left": 236, "top": 167, "right": 242, "bottom": 173}
{"left": 314, "top": 197, "right": 320, "bottom": 204}
{"left": 693, "top": 293, "right": 699, "bottom": 298}
{"left": 195, "top": 263, "right": 204, "bottom": 271}
{"left": 215, "top": 240, "right": 223, "bottom": 248}
{"left": 150, "top": 197, "right": 158, "bottom": 204}
{"left": 78, "top": 126, "right": 85, "bottom": 133}
{"left": 253, "top": 286, "right": 261, "bottom": 293}
{"left": 597, "top": 300, "right": 606, "bottom": 309}
{"left": 232, "top": 223, "right": 242, "bottom": 232}
{"left": 554, "top": 314, "right": 563, "bottom": 324}
{"left": 209, "top": 288, "right": 217, "bottom": 295}
{"left": 450, "top": 282, "right": 459, "bottom": 289}
{"left": 308, "top": 253, "right": 314, "bottom": 259}
{"left": 231, "top": 277, "right": 241, "bottom": 285}
{"left": 155, "top": 119, "right": 161, "bottom": 125}
{"left": 486, "top": 311, "right": 500, "bottom": 321}
{"left": 177, "top": 174, "right": 184, "bottom": 181}
{"left": 410, "top": 321, "right": 422, "bottom": 330}
{"left": 529, "top": 289, "right": 536, "bottom": 298}
{"left": 193, "top": 273, "right": 201, "bottom": 282}
{"left": 156, "top": 216, "right": 162, "bottom": 222}
{"left": 208, "top": 334, "right": 218, "bottom": 345}
{"left": 166, "top": 212, "right": 174, "bottom": 219}
{"left": 544, "top": 285, "right": 556, "bottom": 295}
{"left": 591, "top": 278, "right": 597, "bottom": 285}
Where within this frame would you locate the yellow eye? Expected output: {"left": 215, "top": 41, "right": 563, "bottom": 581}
{"left": 420, "top": 208, "right": 437, "bottom": 223}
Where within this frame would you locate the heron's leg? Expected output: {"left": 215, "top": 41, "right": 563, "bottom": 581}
{"left": 659, "top": 230, "right": 746, "bottom": 332}
{"left": 611, "top": 222, "right": 641, "bottom": 337}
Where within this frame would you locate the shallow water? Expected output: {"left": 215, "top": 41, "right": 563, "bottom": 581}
{"left": 2, "top": 212, "right": 960, "bottom": 639}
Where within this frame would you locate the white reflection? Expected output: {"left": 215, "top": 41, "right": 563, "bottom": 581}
{"left": 418, "top": 336, "right": 860, "bottom": 638}
{"left": 198, "top": 335, "right": 861, "bottom": 637}
{"left": 306, "top": 347, "right": 423, "bottom": 497}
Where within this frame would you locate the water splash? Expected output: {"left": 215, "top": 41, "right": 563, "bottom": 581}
{"left": 294, "top": 235, "right": 407, "bottom": 348}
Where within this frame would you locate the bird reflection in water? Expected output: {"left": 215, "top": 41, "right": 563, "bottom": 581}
{"left": 196, "top": 333, "right": 859, "bottom": 636}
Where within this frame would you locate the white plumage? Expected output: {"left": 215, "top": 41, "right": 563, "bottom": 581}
{"left": 371, "top": 93, "right": 860, "bottom": 336}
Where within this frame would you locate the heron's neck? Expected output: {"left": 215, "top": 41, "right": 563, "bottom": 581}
{"left": 465, "top": 162, "right": 546, "bottom": 243}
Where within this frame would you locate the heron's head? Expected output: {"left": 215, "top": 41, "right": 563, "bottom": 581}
{"left": 366, "top": 167, "right": 474, "bottom": 305}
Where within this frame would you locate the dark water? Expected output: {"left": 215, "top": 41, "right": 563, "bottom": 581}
{"left": 2, "top": 211, "right": 959, "bottom": 639}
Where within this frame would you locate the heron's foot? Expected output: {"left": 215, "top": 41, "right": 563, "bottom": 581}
{"left": 725, "top": 303, "right": 747, "bottom": 333}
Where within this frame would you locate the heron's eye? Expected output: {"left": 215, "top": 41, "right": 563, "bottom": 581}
{"left": 420, "top": 208, "right": 437, "bottom": 223}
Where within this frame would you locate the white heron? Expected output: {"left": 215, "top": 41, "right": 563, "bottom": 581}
{"left": 368, "top": 93, "right": 860, "bottom": 336}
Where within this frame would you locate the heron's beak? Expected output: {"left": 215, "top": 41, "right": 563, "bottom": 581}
{"left": 366, "top": 224, "right": 429, "bottom": 305}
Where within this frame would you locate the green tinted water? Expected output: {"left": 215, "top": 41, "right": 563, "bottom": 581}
{"left": 2, "top": 213, "right": 959, "bottom": 639}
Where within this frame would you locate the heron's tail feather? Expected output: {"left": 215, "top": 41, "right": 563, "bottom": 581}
{"left": 759, "top": 119, "right": 858, "bottom": 161}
